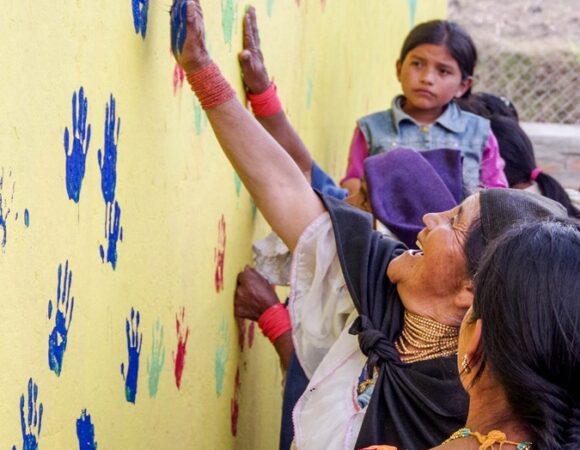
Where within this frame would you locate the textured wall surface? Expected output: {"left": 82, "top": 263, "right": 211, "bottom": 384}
{"left": 0, "top": 1, "right": 445, "bottom": 449}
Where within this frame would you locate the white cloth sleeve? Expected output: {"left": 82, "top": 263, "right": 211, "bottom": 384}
{"left": 288, "top": 213, "right": 355, "bottom": 379}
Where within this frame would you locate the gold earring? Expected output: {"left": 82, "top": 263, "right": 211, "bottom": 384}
{"left": 462, "top": 354, "right": 471, "bottom": 374}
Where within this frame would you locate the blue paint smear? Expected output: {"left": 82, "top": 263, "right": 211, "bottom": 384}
{"left": 48, "top": 260, "right": 75, "bottom": 376}
{"left": 98, "top": 95, "right": 120, "bottom": 205}
{"left": 76, "top": 409, "right": 97, "bottom": 450}
{"left": 170, "top": 0, "right": 188, "bottom": 58}
{"left": 132, "top": 0, "right": 150, "bottom": 38}
{"left": 64, "top": 87, "right": 91, "bottom": 204}
{"left": 407, "top": 0, "right": 417, "bottom": 26}
{"left": 13, "top": 378, "right": 43, "bottom": 450}
{"left": 121, "top": 307, "right": 142, "bottom": 403}
{"left": 24, "top": 209, "right": 29, "bottom": 227}
{"left": 99, "top": 200, "right": 123, "bottom": 270}
{"left": 0, "top": 169, "right": 13, "bottom": 248}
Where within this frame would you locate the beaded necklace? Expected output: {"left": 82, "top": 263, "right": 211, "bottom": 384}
{"left": 445, "top": 427, "right": 532, "bottom": 449}
{"left": 395, "top": 310, "right": 459, "bottom": 363}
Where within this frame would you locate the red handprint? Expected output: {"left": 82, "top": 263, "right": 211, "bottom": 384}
{"left": 173, "top": 307, "right": 190, "bottom": 389}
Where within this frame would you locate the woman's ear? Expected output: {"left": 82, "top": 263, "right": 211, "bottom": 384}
{"left": 466, "top": 318, "right": 482, "bottom": 360}
{"left": 456, "top": 76, "right": 473, "bottom": 98}
{"left": 396, "top": 60, "right": 402, "bottom": 82}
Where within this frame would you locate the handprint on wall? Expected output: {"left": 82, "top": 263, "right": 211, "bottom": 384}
{"left": 76, "top": 409, "right": 97, "bottom": 450}
{"left": 64, "top": 87, "right": 91, "bottom": 203}
{"left": 99, "top": 200, "right": 123, "bottom": 270}
{"left": 0, "top": 167, "right": 15, "bottom": 249}
{"left": 214, "top": 215, "right": 227, "bottom": 293}
{"left": 131, "top": 0, "right": 150, "bottom": 38}
{"left": 12, "top": 378, "right": 43, "bottom": 450}
{"left": 215, "top": 317, "right": 230, "bottom": 396}
{"left": 121, "top": 308, "right": 143, "bottom": 404}
{"left": 172, "top": 63, "right": 185, "bottom": 95}
{"left": 98, "top": 95, "right": 120, "bottom": 205}
{"left": 173, "top": 307, "right": 190, "bottom": 389}
{"left": 221, "top": 0, "right": 238, "bottom": 49}
{"left": 48, "top": 260, "right": 75, "bottom": 376}
{"left": 147, "top": 318, "right": 166, "bottom": 398}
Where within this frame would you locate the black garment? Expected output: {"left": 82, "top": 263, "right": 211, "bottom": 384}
{"left": 320, "top": 193, "right": 468, "bottom": 450}
{"left": 279, "top": 353, "right": 309, "bottom": 450}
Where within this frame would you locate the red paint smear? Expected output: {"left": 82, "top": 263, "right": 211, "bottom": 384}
{"left": 236, "top": 318, "right": 246, "bottom": 351}
{"left": 295, "top": 0, "right": 300, "bottom": 5}
{"left": 247, "top": 321, "right": 256, "bottom": 348}
{"left": 230, "top": 368, "right": 242, "bottom": 436}
{"left": 320, "top": 0, "right": 326, "bottom": 9}
{"left": 172, "top": 64, "right": 185, "bottom": 95}
{"left": 214, "top": 215, "right": 227, "bottom": 293}
{"left": 173, "top": 307, "right": 190, "bottom": 389}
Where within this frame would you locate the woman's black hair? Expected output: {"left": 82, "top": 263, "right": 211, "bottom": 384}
{"left": 490, "top": 117, "right": 580, "bottom": 218}
{"left": 470, "top": 219, "right": 580, "bottom": 448}
{"left": 399, "top": 20, "right": 477, "bottom": 97}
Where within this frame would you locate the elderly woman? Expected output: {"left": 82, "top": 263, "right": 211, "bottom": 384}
{"left": 169, "top": 2, "right": 566, "bottom": 448}
{"left": 365, "top": 219, "right": 580, "bottom": 450}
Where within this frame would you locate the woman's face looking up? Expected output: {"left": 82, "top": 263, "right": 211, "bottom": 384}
{"left": 387, "top": 193, "right": 480, "bottom": 314}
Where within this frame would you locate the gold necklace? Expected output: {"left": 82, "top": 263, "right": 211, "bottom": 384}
{"left": 445, "top": 427, "right": 532, "bottom": 449}
{"left": 395, "top": 310, "right": 459, "bottom": 363}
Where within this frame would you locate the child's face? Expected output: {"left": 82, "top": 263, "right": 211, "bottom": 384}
{"left": 396, "top": 43, "right": 472, "bottom": 116}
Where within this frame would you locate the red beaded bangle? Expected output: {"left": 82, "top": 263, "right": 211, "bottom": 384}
{"left": 247, "top": 81, "right": 283, "bottom": 117}
{"left": 186, "top": 62, "right": 236, "bottom": 110}
{"left": 258, "top": 303, "right": 292, "bottom": 343}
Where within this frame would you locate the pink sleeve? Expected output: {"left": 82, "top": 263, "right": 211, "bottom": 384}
{"left": 480, "top": 131, "right": 508, "bottom": 188}
{"left": 341, "top": 126, "right": 369, "bottom": 183}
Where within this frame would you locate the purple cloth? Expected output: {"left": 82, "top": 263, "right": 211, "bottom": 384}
{"left": 364, "top": 148, "right": 462, "bottom": 248}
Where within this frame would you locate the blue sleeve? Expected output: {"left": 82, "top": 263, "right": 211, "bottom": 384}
{"left": 310, "top": 162, "right": 348, "bottom": 200}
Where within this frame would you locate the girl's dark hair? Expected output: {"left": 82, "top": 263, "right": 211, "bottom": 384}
{"left": 399, "top": 20, "right": 477, "bottom": 97}
{"left": 457, "top": 92, "right": 519, "bottom": 120}
{"left": 490, "top": 117, "right": 580, "bottom": 218}
{"left": 470, "top": 219, "right": 580, "bottom": 449}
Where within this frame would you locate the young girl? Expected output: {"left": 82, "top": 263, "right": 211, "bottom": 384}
{"left": 342, "top": 20, "right": 507, "bottom": 200}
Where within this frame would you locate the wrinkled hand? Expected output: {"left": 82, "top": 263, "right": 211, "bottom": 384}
{"left": 170, "top": 0, "right": 211, "bottom": 74}
{"left": 234, "top": 266, "right": 279, "bottom": 321}
{"left": 238, "top": 6, "right": 270, "bottom": 94}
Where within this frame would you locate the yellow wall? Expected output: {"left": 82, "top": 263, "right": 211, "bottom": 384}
{"left": 0, "top": 0, "right": 445, "bottom": 448}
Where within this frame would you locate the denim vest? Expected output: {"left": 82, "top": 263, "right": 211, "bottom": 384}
{"left": 357, "top": 96, "right": 490, "bottom": 193}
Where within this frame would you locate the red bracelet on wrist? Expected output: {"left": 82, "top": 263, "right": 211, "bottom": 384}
{"left": 186, "top": 62, "right": 236, "bottom": 110}
{"left": 247, "top": 81, "right": 283, "bottom": 117}
{"left": 258, "top": 303, "right": 292, "bottom": 343}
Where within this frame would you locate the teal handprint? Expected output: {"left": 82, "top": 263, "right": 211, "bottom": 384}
{"left": 147, "top": 318, "right": 166, "bottom": 398}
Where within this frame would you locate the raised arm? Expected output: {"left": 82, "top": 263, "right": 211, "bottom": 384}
{"left": 239, "top": 7, "right": 313, "bottom": 181}
{"left": 171, "top": 0, "right": 324, "bottom": 250}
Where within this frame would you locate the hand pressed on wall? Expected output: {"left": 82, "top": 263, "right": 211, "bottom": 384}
{"left": 238, "top": 6, "right": 270, "bottom": 94}
{"left": 234, "top": 266, "right": 280, "bottom": 321}
{"left": 170, "top": 0, "right": 211, "bottom": 73}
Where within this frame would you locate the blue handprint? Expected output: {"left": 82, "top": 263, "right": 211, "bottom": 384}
{"left": 64, "top": 87, "right": 91, "bottom": 203}
{"left": 97, "top": 95, "right": 120, "bottom": 205}
{"left": 99, "top": 200, "right": 123, "bottom": 269}
{"left": 48, "top": 260, "right": 75, "bottom": 376}
{"left": 121, "top": 307, "right": 143, "bottom": 404}
{"left": 170, "top": 0, "right": 188, "bottom": 58}
{"left": 76, "top": 409, "right": 97, "bottom": 450}
{"left": 12, "top": 378, "right": 43, "bottom": 450}
{"left": 132, "top": 0, "right": 150, "bottom": 38}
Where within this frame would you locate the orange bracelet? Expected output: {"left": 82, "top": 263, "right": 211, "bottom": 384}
{"left": 186, "top": 62, "right": 236, "bottom": 110}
